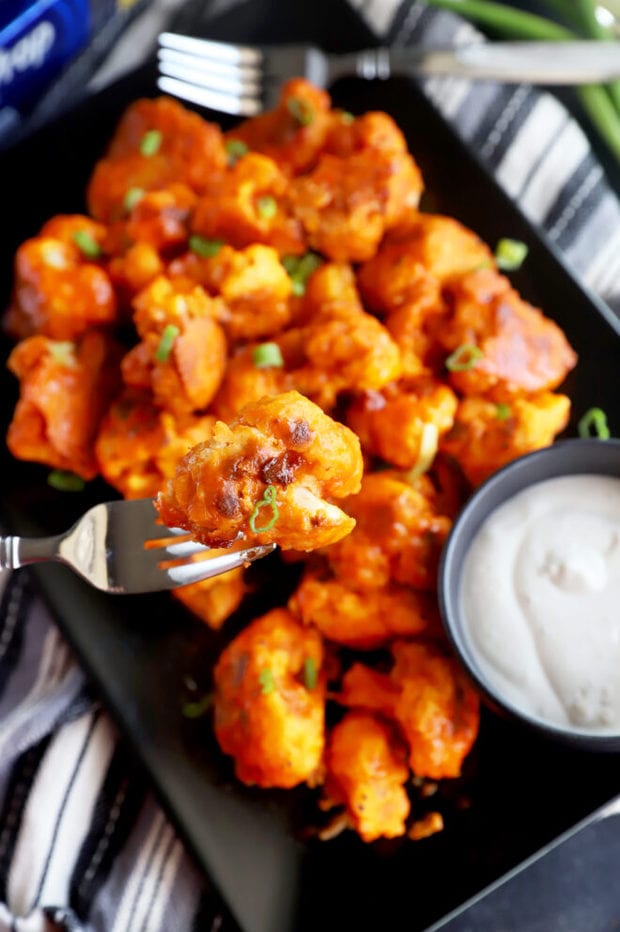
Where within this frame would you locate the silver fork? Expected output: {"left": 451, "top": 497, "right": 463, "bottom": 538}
{"left": 157, "top": 32, "right": 620, "bottom": 117}
{"left": 0, "top": 498, "right": 275, "bottom": 594}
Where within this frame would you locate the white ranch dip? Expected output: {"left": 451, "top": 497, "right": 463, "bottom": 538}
{"left": 460, "top": 474, "right": 620, "bottom": 733}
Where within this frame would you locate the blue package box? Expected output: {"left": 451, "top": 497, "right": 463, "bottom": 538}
{"left": 0, "top": 0, "right": 141, "bottom": 145}
{"left": 1, "top": 1, "right": 92, "bottom": 122}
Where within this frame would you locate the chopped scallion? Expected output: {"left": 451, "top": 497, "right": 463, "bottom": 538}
{"left": 341, "top": 111, "right": 355, "bottom": 124}
{"left": 155, "top": 324, "right": 180, "bottom": 363}
{"left": 48, "top": 341, "right": 76, "bottom": 367}
{"left": 287, "top": 97, "right": 315, "bottom": 126}
{"left": 252, "top": 342, "right": 284, "bottom": 369}
{"left": 259, "top": 668, "right": 275, "bottom": 695}
{"left": 496, "top": 403, "right": 511, "bottom": 421}
{"left": 578, "top": 407, "right": 611, "bottom": 440}
{"left": 47, "top": 470, "right": 85, "bottom": 492}
{"left": 282, "top": 251, "right": 322, "bottom": 296}
{"left": 249, "top": 485, "right": 279, "bottom": 534}
{"left": 189, "top": 235, "right": 223, "bottom": 258}
{"left": 72, "top": 230, "right": 100, "bottom": 259}
{"left": 256, "top": 195, "right": 277, "bottom": 219}
{"left": 124, "top": 186, "right": 145, "bottom": 212}
{"left": 303, "top": 657, "right": 318, "bottom": 691}
{"left": 445, "top": 344, "right": 483, "bottom": 373}
{"left": 182, "top": 693, "right": 213, "bottom": 719}
{"left": 495, "top": 238, "right": 528, "bottom": 271}
{"left": 225, "top": 138, "right": 249, "bottom": 165}
{"left": 140, "top": 129, "right": 162, "bottom": 157}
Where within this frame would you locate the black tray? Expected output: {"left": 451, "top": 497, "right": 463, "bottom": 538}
{"left": 3, "top": 2, "right": 620, "bottom": 931}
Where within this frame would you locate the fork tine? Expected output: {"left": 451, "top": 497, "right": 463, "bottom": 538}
{"left": 158, "top": 32, "right": 263, "bottom": 67}
{"left": 161, "top": 539, "right": 209, "bottom": 559}
{"left": 158, "top": 58, "right": 261, "bottom": 100}
{"left": 164, "top": 543, "right": 276, "bottom": 587}
{"left": 157, "top": 75, "right": 262, "bottom": 117}
{"left": 158, "top": 47, "right": 261, "bottom": 80}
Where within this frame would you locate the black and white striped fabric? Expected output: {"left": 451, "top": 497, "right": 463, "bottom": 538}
{"left": 2, "top": 2, "right": 620, "bottom": 930}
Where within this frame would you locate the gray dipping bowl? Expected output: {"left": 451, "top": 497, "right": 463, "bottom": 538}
{"left": 439, "top": 437, "right": 620, "bottom": 752}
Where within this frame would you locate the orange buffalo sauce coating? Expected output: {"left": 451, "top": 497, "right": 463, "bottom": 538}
{"left": 156, "top": 391, "right": 363, "bottom": 551}
{"left": 325, "top": 471, "right": 452, "bottom": 592}
{"left": 7, "top": 331, "right": 122, "bottom": 479}
{"left": 213, "top": 608, "right": 325, "bottom": 788}
{"left": 338, "top": 640, "right": 480, "bottom": 780}
{"left": 6, "top": 215, "right": 117, "bottom": 341}
{"left": 87, "top": 97, "right": 227, "bottom": 221}
{"left": 323, "top": 711, "right": 410, "bottom": 842}
{"left": 3, "top": 79, "right": 582, "bottom": 843}
{"left": 439, "top": 267, "right": 577, "bottom": 398}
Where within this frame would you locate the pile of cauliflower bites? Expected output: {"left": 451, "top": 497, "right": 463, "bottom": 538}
{"left": 4, "top": 79, "right": 577, "bottom": 842}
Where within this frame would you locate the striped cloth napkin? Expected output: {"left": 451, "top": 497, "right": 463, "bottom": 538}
{"left": 2, "top": 2, "right": 620, "bottom": 931}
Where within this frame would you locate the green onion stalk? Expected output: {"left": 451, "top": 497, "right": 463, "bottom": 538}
{"left": 423, "top": 0, "right": 620, "bottom": 165}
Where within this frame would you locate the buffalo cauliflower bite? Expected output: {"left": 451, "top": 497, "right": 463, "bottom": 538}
{"left": 95, "top": 389, "right": 216, "bottom": 499}
{"left": 191, "top": 152, "right": 305, "bottom": 255}
{"left": 338, "top": 641, "right": 480, "bottom": 781}
{"left": 5, "top": 216, "right": 117, "bottom": 341}
{"left": 87, "top": 97, "right": 228, "bottom": 222}
{"left": 439, "top": 267, "right": 577, "bottom": 398}
{"left": 346, "top": 377, "right": 458, "bottom": 470}
{"left": 210, "top": 343, "right": 290, "bottom": 422}
{"left": 390, "top": 641, "right": 480, "bottom": 780}
{"left": 323, "top": 711, "right": 410, "bottom": 842}
{"left": 440, "top": 392, "right": 571, "bottom": 487}
{"left": 225, "top": 78, "right": 333, "bottom": 176}
{"left": 325, "top": 471, "right": 452, "bottom": 592}
{"left": 357, "top": 213, "right": 493, "bottom": 314}
{"left": 279, "top": 311, "right": 402, "bottom": 411}
{"left": 289, "top": 571, "right": 437, "bottom": 649}
{"left": 7, "top": 330, "right": 122, "bottom": 480}
{"left": 213, "top": 607, "right": 325, "bottom": 788}
{"left": 169, "top": 243, "right": 293, "bottom": 342}
{"left": 122, "top": 276, "right": 228, "bottom": 416}
{"left": 173, "top": 558, "right": 246, "bottom": 630}
{"left": 288, "top": 148, "right": 423, "bottom": 263}
{"left": 104, "top": 183, "right": 197, "bottom": 256}
{"left": 156, "top": 391, "right": 363, "bottom": 551}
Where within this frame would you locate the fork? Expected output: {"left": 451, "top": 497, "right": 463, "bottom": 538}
{"left": 0, "top": 498, "right": 275, "bottom": 594}
{"left": 157, "top": 32, "right": 620, "bottom": 117}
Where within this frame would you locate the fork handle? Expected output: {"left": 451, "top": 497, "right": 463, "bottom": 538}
{"left": 0, "top": 534, "right": 63, "bottom": 571}
{"left": 344, "top": 42, "right": 620, "bottom": 86}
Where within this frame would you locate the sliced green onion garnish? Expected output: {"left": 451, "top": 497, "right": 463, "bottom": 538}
{"left": 578, "top": 407, "right": 611, "bottom": 440}
{"left": 72, "top": 230, "right": 101, "bottom": 259}
{"left": 341, "top": 111, "right": 354, "bottom": 124}
{"left": 445, "top": 344, "right": 483, "bottom": 373}
{"left": 287, "top": 97, "right": 315, "bottom": 126}
{"left": 225, "top": 138, "right": 249, "bottom": 165}
{"left": 303, "top": 657, "right": 318, "bottom": 691}
{"left": 48, "top": 341, "right": 76, "bottom": 367}
{"left": 256, "top": 195, "right": 277, "bottom": 220}
{"left": 249, "top": 485, "right": 279, "bottom": 533}
{"left": 252, "top": 342, "right": 284, "bottom": 369}
{"left": 182, "top": 693, "right": 213, "bottom": 719}
{"left": 140, "top": 129, "right": 162, "bottom": 157}
{"left": 406, "top": 423, "right": 439, "bottom": 481}
{"left": 47, "top": 470, "right": 85, "bottom": 492}
{"left": 259, "top": 668, "right": 275, "bottom": 695}
{"left": 124, "top": 186, "right": 145, "bottom": 212}
{"left": 496, "top": 403, "right": 512, "bottom": 421}
{"left": 189, "top": 235, "right": 223, "bottom": 258}
{"left": 155, "top": 324, "right": 180, "bottom": 363}
{"left": 495, "top": 238, "right": 528, "bottom": 271}
{"left": 282, "top": 251, "right": 322, "bottom": 296}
